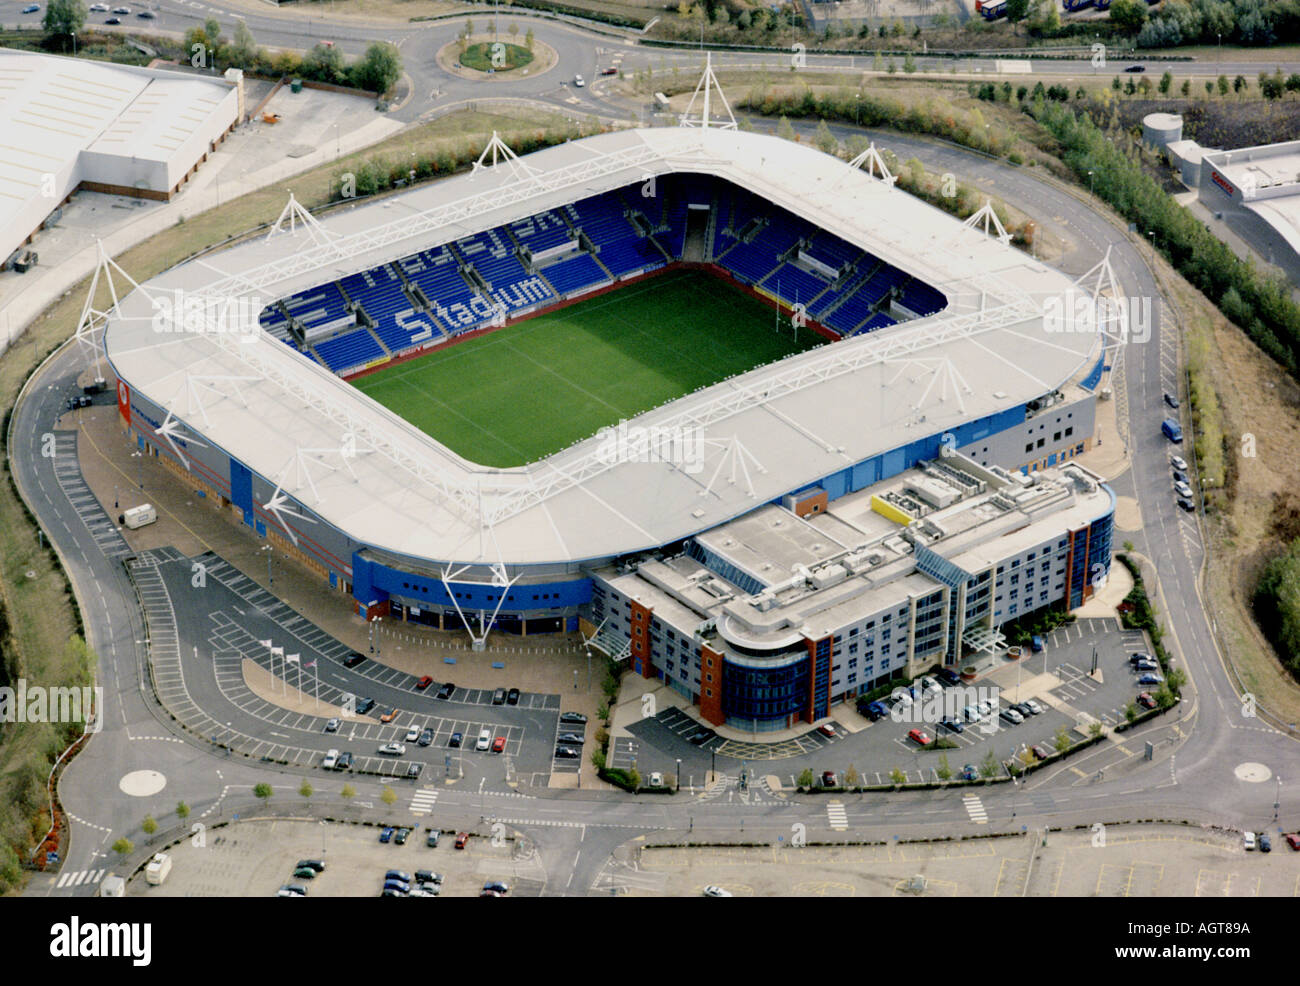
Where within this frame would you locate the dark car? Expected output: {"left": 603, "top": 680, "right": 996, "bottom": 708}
{"left": 379, "top": 826, "right": 395, "bottom": 843}
{"left": 296, "top": 859, "right": 326, "bottom": 873}
{"left": 1014, "top": 702, "right": 1035, "bottom": 718}
{"left": 105, "top": 15, "right": 121, "bottom": 22}
{"left": 415, "top": 675, "right": 433, "bottom": 691}
{"left": 394, "top": 827, "right": 411, "bottom": 845}
{"left": 555, "top": 746, "right": 580, "bottom": 759}
{"left": 293, "top": 865, "right": 317, "bottom": 880}
{"left": 355, "top": 697, "right": 376, "bottom": 715}
{"left": 688, "top": 729, "right": 712, "bottom": 746}
{"left": 559, "top": 711, "right": 588, "bottom": 725}
{"left": 382, "top": 879, "right": 409, "bottom": 895}
{"left": 448, "top": 732, "right": 462, "bottom": 748}
{"left": 864, "top": 700, "right": 890, "bottom": 721}
{"left": 1124, "top": 64, "right": 1146, "bottom": 72}
{"left": 483, "top": 880, "right": 509, "bottom": 894}
{"left": 960, "top": 764, "right": 979, "bottom": 781}
{"left": 937, "top": 668, "right": 962, "bottom": 687}
{"left": 1172, "top": 469, "right": 1188, "bottom": 485}
{"left": 1177, "top": 496, "right": 1196, "bottom": 512}
{"left": 136, "top": 8, "right": 155, "bottom": 16}
{"left": 336, "top": 752, "right": 354, "bottom": 769}
{"left": 1164, "top": 392, "right": 1180, "bottom": 409}
{"left": 557, "top": 732, "right": 584, "bottom": 745}
{"left": 406, "top": 762, "right": 422, "bottom": 779}
{"left": 506, "top": 687, "right": 520, "bottom": 706}
{"left": 492, "top": 687, "right": 506, "bottom": 705}
{"left": 600, "top": 66, "right": 618, "bottom": 75}
{"left": 418, "top": 728, "right": 434, "bottom": 747}
{"left": 1260, "top": 833, "right": 1272, "bottom": 853}
{"left": 940, "top": 716, "right": 964, "bottom": 734}
{"left": 385, "top": 869, "right": 412, "bottom": 883}
{"left": 821, "top": 770, "right": 838, "bottom": 788}
{"left": 416, "top": 869, "right": 443, "bottom": 885}
{"left": 65, "top": 395, "right": 92, "bottom": 410}
{"left": 436, "top": 681, "right": 455, "bottom": 699}
{"left": 343, "top": 653, "right": 367, "bottom": 668}
{"left": 1031, "top": 744, "right": 1051, "bottom": 761}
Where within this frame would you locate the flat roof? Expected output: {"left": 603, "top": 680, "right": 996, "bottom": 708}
{"left": 104, "top": 126, "right": 1103, "bottom": 569}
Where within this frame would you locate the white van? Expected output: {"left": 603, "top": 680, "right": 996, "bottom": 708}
{"left": 119, "top": 503, "right": 157, "bottom": 529}
{"left": 475, "top": 727, "right": 491, "bottom": 751}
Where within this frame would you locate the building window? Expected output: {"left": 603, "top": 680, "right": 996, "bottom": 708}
{"left": 1065, "top": 426, "right": 1074, "bottom": 437}
{"left": 1037, "top": 437, "right": 1045, "bottom": 448}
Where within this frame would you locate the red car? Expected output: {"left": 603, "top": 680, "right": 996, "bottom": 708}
{"left": 1285, "top": 833, "right": 1300, "bottom": 851}
{"left": 1136, "top": 691, "right": 1157, "bottom": 710}
{"left": 455, "top": 832, "right": 468, "bottom": 850}
{"left": 818, "top": 723, "right": 836, "bottom": 739}
{"left": 907, "top": 728, "right": 933, "bottom": 747}
{"left": 491, "top": 735, "right": 506, "bottom": 753}
{"left": 415, "top": 675, "right": 433, "bottom": 691}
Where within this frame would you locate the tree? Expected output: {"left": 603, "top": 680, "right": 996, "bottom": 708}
{"left": 254, "top": 782, "right": 273, "bottom": 802}
{"left": 776, "top": 115, "right": 796, "bottom": 141}
{"left": 1054, "top": 725, "right": 1071, "bottom": 752}
{"left": 1109, "top": 0, "right": 1148, "bottom": 34}
{"left": 1089, "top": 720, "right": 1104, "bottom": 738}
{"left": 112, "top": 837, "right": 133, "bottom": 858}
{"left": 590, "top": 747, "right": 606, "bottom": 770}
{"left": 886, "top": 57, "right": 897, "bottom": 74}
{"left": 508, "top": 21, "right": 519, "bottom": 43}
{"left": 1112, "top": 76, "right": 1122, "bottom": 92}
{"left": 465, "top": 17, "right": 474, "bottom": 37}
{"left": 1217, "top": 74, "right": 1230, "bottom": 96}
{"left": 351, "top": 42, "right": 402, "bottom": 95}
{"left": 42, "top": 0, "right": 86, "bottom": 39}
{"left": 176, "top": 802, "right": 190, "bottom": 820}
{"left": 299, "top": 780, "right": 314, "bottom": 798}
{"left": 903, "top": 53, "right": 917, "bottom": 73}
{"left": 873, "top": 50, "right": 883, "bottom": 72}
{"left": 380, "top": 785, "right": 397, "bottom": 806}
{"left": 1204, "top": 80, "right": 1213, "bottom": 96}
{"left": 1233, "top": 74, "right": 1247, "bottom": 96}
{"left": 628, "top": 767, "right": 641, "bottom": 789}
{"left": 1124, "top": 701, "right": 1140, "bottom": 722}
{"left": 888, "top": 767, "right": 906, "bottom": 785}
{"left": 524, "top": 26, "right": 534, "bottom": 51}
{"left": 230, "top": 19, "right": 257, "bottom": 66}
{"left": 844, "top": 764, "right": 860, "bottom": 788}
{"left": 1181, "top": 79, "right": 1191, "bottom": 96}
{"left": 204, "top": 17, "right": 223, "bottom": 47}
{"left": 303, "top": 42, "right": 345, "bottom": 85}
{"left": 1006, "top": 0, "right": 1031, "bottom": 30}
{"left": 142, "top": 815, "right": 158, "bottom": 839}
{"left": 340, "top": 783, "right": 356, "bottom": 799}
{"left": 979, "top": 750, "right": 1000, "bottom": 778}
{"left": 797, "top": 767, "right": 815, "bottom": 788}
{"left": 1159, "top": 70, "right": 1173, "bottom": 95}
{"left": 813, "top": 119, "right": 837, "bottom": 154}
{"left": 936, "top": 753, "right": 953, "bottom": 781}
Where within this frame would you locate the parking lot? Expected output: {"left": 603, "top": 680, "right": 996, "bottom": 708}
{"left": 135, "top": 819, "right": 545, "bottom": 897}
{"left": 602, "top": 823, "right": 1300, "bottom": 897}
{"left": 620, "top": 618, "right": 1163, "bottom": 787}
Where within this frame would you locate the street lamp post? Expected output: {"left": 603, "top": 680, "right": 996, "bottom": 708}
{"left": 262, "top": 543, "right": 272, "bottom": 587}
{"left": 676, "top": 757, "right": 681, "bottom": 791}
{"left": 1088, "top": 169, "right": 1094, "bottom": 197}
{"left": 1275, "top": 776, "right": 1282, "bottom": 822}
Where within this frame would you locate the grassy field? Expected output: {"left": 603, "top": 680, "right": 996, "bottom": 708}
{"left": 351, "top": 270, "right": 823, "bottom": 466}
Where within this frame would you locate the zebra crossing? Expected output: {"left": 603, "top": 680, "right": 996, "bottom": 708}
{"left": 50, "top": 431, "right": 132, "bottom": 559}
{"left": 409, "top": 787, "right": 440, "bottom": 816}
{"left": 56, "top": 868, "right": 106, "bottom": 888}
{"left": 826, "top": 800, "right": 848, "bottom": 831}
{"left": 962, "top": 793, "right": 989, "bottom": 825}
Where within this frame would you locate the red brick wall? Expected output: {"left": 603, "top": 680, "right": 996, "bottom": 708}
{"left": 699, "top": 645, "right": 724, "bottom": 726}
{"left": 630, "top": 600, "right": 654, "bottom": 678}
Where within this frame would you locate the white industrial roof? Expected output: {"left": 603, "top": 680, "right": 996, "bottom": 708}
{"left": 104, "top": 126, "right": 1104, "bottom": 569}
{"left": 86, "top": 75, "right": 230, "bottom": 161}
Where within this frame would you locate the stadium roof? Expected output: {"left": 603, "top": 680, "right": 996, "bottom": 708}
{"left": 104, "top": 126, "right": 1104, "bottom": 571}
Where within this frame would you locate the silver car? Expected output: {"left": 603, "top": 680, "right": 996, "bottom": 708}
{"left": 377, "top": 742, "right": 406, "bottom": 756}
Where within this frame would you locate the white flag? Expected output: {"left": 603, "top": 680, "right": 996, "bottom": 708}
{"left": 286, "top": 653, "right": 300, "bottom": 664}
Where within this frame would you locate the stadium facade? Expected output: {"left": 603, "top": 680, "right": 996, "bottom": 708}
{"left": 102, "top": 125, "right": 1115, "bottom": 726}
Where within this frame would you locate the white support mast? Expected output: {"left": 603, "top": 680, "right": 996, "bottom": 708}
{"left": 679, "top": 52, "right": 737, "bottom": 130}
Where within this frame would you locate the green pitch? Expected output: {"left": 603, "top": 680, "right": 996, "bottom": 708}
{"left": 350, "top": 270, "right": 825, "bottom": 467}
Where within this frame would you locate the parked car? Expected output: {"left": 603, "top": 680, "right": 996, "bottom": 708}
{"left": 491, "top": 735, "right": 506, "bottom": 753}
{"left": 90, "top": 3, "right": 109, "bottom": 9}
{"left": 483, "top": 880, "right": 509, "bottom": 895}
{"left": 1030, "top": 635, "right": 1045, "bottom": 652}
{"left": 1170, "top": 455, "right": 1188, "bottom": 471}
{"left": 112, "top": 5, "right": 130, "bottom": 11}
{"left": 455, "top": 832, "right": 469, "bottom": 849}
{"left": 410, "top": 886, "right": 438, "bottom": 897}
{"left": 378, "top": 742, "right": 406, "bottom": 756}
{"left": 918, "top": 676, "right": 941, "bottom": 699}
{"left": 379, "top": 887, "right": 404, "bottom": 897}
{"left": 492, "top": 687, "right": 506, "bottom": 705}
{"left": 343, "top": 653, "right": 367, "bottom": 668}
{"left": 385, "top": 869, "right": 412, "bottom": 883}
{"left": 380, "top": 708, "right": 398, "bottom": 723}
{"left": 1136, "top": 691, "right": 1158, "bottom": 710}
{"left": 1014, "top": 702, "right": 1035, "bottom": 718}
{"left": 600, "top": 66, "right": 618, "bottom": 75}
{"left": 336, "top": 752, "right": 354, "bottom": 770}
{"left": 382, "top": 879, "right": 409, "bottom": 895}
{"left": 688, "top": 729, "right": 711, "bottom": 745}
{"left": 322, "top": 749, "right": 339, "bottom": 770}
{"left": 405, "top": 725, "right": 421, "bottom": 743}
{"left": 703, "top": 885, "right": 732, "bottom": 897}
{"left": 1177, "top": 496, "right": 1196, "bottom": 511}
{"left": 104, "top": 16, "right": 120, "bottom": 22}
{"left": 1137, "top": 672, "right": 1164, "bottom": 686}
{"left": 426, "top": 830, "right": 440, "bottom": 848}
{"left": 136, "top": 9, "right": 155, "bottom": 16}
{"left": 379, "top": 827, "right": 395, "bottom": 843}
{"left": 557, "top": 732, "right": 584, "bottom": 744}
{"left": 1130, "top": 653, "right": 1158, "bottom": 668}
{"left": 937, "top": 668, "right": 962, "bottom": 687}
{"left": 415, "top": 675, "right": 433, "bottom": 691}
{"left": 555, "top": 746, "right": 580, "bottom": 759}
{"left": 296, "top": 859, "right": 326, "bottom": 873}
{"left": 506, "top": 687, "right": 520, "bottom": 705}
{"left": 940, "top": 716, "right": 963, "bottom": 734}
{"left": 1174, "top": 480, "right": 1194, "bottom": 499}
{"left": 999, "top": 707, "right": 1024, "bottom": 725}
{"left": 960, "top": 764, "right": 979, "bottom": 781}
{"left": 560, "top": 711, "right": 588, "bottom": 724}
{"left": 436, "top": 681, "right": 455, "bottom": 699}
{"left": 1243, "top": 830, "right": 1256, "bottom": 851}
{"left": 448, "top": 732, "right": 463, "bottom": 748}
{"left": 393, "top": 827, "right": 410, "bottom": 845}
{"left": 1260, "top": 833, "right": 1272, "bottom": 853}
{"left": 976, "top": 699, "right": 995, "bottom": 717}
{"left": 278, "top": 884, "right": 307, "bottom": 896}
{"left": 355, "top": 697, "right": 375, "bottom": 715}
{"left": 65, "top": 395, "right": 92, "bottom": 410}
{"left": 1171, "top": 469, "right": 1188, "bottom": 485}
{"left": 406, "top": 762, "right": 422, "bottom": 779}
{"left": 324, "top": 718, "right": 340, "bottom": 733}
{"left": 292, "top": 865, "right": 317, "bottom": 880}
{"left": 822, "top": 770, "right": 838, "bottom": 788}
{"left": 475, "top": 727, "right": 491, "bottom": 751}
{"left": 907, "top": 728, "right": 933, "bottom": 746}
{"left": 1024, "top": 698, "right": 1045, "bottom": 715}
{"left": 963, "top": 705, "right": 982, "bottom": 723}
{"left": 1284, "top": 833, "right": 1300, "bottom": 851}
{"left": 418, "top": 728, "right": 434, "bottom": 747}
{"left": 416, "top": 869, "right": 443, "bottom": 884}
{"left": 21, "top": 3, "right": 41, "bottom": 11}
{"left": 1031, "top": 744, "right": 1051, "bottom": 761}
{"left": 1164, "top": 391, "right": 1179, "bottom": 408}
{"left": 573, "top": 74, "right": 585, "bottom": 87}
{"left": 818, "top": 723, "right": 836, "bottom": 739}
{"left": 865, "top": 700, "right": 890, "bottom": 721}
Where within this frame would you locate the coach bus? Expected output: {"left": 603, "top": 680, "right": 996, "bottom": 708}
{"left": 976, "top": 0, "right": 1008, "bottom": 19}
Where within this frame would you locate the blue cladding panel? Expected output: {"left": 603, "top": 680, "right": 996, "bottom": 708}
{"left": 230, "top": 458, "right": 253, "bottom": 526}
{"left": 351, "top": 552, "right": 591, "bottom": 614}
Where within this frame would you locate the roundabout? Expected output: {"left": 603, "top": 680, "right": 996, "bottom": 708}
{"left": 436, "top": 34, "right": 558, "bottom": 83}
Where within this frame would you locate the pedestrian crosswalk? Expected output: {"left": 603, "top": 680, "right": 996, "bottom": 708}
{"left": 826, "top": 800, "right": 848, "bottom": 831}
{"left": 408, "top": 787, "right": 439, "bottom": 816}
{"left": 962, "top": 794, "right": 988, "bottom": 825}
{"left": 56, "top": 868, "right": 105, "bottom": 888}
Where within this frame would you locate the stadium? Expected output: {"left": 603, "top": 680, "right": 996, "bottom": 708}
{"left": 102, "top": 116, "right": 1117, "bottom": 731}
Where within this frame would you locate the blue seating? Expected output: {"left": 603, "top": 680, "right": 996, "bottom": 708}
{"left": 314, "top": 327, "right": 385, "bottom": 373}
{"left": 510, "top": 209, "right": 572, "bottom": 251}
{"left": 760, "top": 264, "right": 828, "bottom": 307}
{"left": 543, "top": 254, "right": 607, "bottom": 294}
{"left": 282, "top": 283, "right": 349, "bottom": 330}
